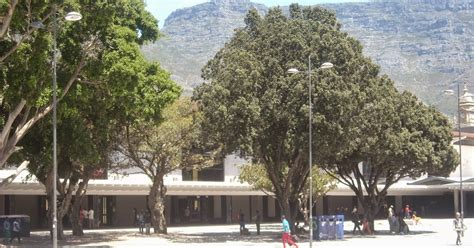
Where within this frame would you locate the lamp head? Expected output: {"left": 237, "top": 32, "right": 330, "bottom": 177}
{"left": 320, "top": 62, "right": 334, "bottom": 69}
{"left": 31, "top": 21, "right": 45, "bottom": 29}
{"left": 65, "top": 11, "right": 82, "bottom": 22}
{"left": 444, "top": 89, "right": 455, "bottom": 96}
{"left": 287, "top": 68, "right": 300, "bottom": 74}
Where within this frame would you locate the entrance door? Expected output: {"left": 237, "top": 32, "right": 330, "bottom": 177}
{"left": 99, "top": 196, "right": 116, "bottom": 226}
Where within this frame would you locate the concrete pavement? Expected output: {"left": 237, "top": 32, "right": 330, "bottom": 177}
{"left": 0, "top": 218, "right": 472, "bottom": 247}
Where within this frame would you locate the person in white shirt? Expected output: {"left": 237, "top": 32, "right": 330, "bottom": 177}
{"left": 88, "top": 209, "right": 94, "bottom": 229}
{"left": 10, "top": 219, "right": 21, "bottom": 243}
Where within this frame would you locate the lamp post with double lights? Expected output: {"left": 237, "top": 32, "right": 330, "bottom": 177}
{"left": 444, "top": 83, "right": 465, "bottom": 221}
{"left": 288, "top": 57, "right": 333, "bottom": 247}
{"left": 33, "top": 8, "right": 82, "bottom": 248}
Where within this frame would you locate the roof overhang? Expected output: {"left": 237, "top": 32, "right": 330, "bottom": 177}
{"left": 408, "top": 177, "right": 457, "bottom": 186}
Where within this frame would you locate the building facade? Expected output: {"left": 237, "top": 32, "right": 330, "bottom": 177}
{"left": 1, "top": 87, "right": 474, "bottom": 229}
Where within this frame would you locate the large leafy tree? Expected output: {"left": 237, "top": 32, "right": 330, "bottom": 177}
{"left": 9, "top": 0, "right": 180, "bottom": 239}
{"left": 318, "top": 81, "right": 458, "bottom": 230}
{"left": 195, "top": 3, "right": 458, "bottom": 231}
{"left": 194, "top": 5, "right": 347, "bottom": 226}
{"left": 115, "top": 97, "right": 218, "bottom": 234}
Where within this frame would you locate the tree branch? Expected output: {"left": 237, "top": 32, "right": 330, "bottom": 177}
{"left": 0, "top": 160, "right": 29, "bottom": 187}
{"left": 0, "top": 0, "right": 18, "bottom": 39}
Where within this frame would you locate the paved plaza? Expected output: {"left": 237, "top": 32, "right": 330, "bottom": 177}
{"left": 0, "top": 218, "right": 472, "bottom": 247}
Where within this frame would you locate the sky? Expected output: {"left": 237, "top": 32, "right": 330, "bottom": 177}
{"left": 145, "top": 0, "right": 368, "bottom": 27}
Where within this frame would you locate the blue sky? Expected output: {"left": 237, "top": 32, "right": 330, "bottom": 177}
{"left": 146, "top": 0, "right": 368, "bottom": 27}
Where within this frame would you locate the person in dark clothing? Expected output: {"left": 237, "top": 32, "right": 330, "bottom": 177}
{"left": 398, "top": 215, "right": 409, "bottom": 234}
{"left": 351, "top": 207, "right": 362, "bottom": 235}
{"left": 255, "top": 210, "right": 262, "bottom": 235}
{"left": 239, "top": 209, "right": 245, "bottom": 235}
{"left": 144, "top": 211, "right": 152, "bottom": 235}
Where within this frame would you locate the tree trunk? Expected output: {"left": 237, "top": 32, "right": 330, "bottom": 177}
{"left": 70, "top": 178, "right": 89, "bottom": 236}
{"left": 70, "top": 203, "right": 83, "bottom": 236}
{"left": 359, "top": 194, "right": 383, "bottom": 233}
{"left": 298, "top": 194, "right": 309, "bottom": 226}
{"left": 44, "top": 168, "right": 79, "bottom": 240}
{"left": 148, "top": 175, "right": 167, "bottom": 234}
{"left": 277, "top": 193, "right": 299, "bottom": 234}
{"left": 45, "top": 169, "right": 65, "bottom": 240}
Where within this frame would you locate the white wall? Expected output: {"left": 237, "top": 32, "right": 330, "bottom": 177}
{"left": 224, "top": 154, "right": 248, "bottom": 182}
{"left": 451, "top": 144, "right": 474, "bottom": 178}
{"left": 164, "top": 169, "right": 182, "bottom": 182}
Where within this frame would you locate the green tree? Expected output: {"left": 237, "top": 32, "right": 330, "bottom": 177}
{"left": 239, "top": 164, "right": 336, "bottom": 227}
{"left": 115, "top": 97, "right": 218, "bottom": 234}
{"left": 10, "top": 0, "right": 180, "bottom": 239}
{"left": 0, "top": 0, "right": 161, "bottom": 177}
{"left": 318, "top": 80, "right": 458, "bottom": 230}
{"left": 194, "top": 5, "right": 349, "bottom": 227}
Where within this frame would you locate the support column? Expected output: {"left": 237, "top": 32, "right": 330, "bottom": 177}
{"left": 454, "top": 190, "right": 459, "bottom": 213}
{"left": 214, "top": 196, "right": 222, "bottom": 219}
{"left": 268, "top": 197, "right": 276, "bottom": 218}
{"left": 226, "top": 196, "right": 232, "bottom": 223}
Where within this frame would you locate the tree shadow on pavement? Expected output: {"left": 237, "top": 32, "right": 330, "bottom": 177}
{"left": 164, "top": 225, "right": 283, "bottom": 244}
{"left": 5, "top": 231, "right": 134, "bottom": 248}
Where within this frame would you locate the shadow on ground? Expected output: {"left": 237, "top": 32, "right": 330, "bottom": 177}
{"left": 164, "top": 225, "right": 283, "bottom": 243}
{"left": 0, "top": 225, "right": 438, "bottom": 247}
{"left": 0, "top": 231, "right": 132, "bottom": 248}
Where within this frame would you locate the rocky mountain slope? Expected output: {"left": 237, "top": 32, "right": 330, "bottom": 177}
{"left": 142, "top": 0, "right": 474, "bottom": 114}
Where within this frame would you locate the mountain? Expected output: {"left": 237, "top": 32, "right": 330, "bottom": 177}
{"left": 142, "top": 0, "right": 474, "bottom": 115}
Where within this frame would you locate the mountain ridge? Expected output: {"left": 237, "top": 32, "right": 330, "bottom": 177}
{"left": 142, "top": 0, "right": 474, "bottom": 115}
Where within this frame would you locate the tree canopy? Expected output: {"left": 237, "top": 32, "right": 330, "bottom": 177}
{"left": 115, "top": 97, "right": 218, "bottom": 233}
{"left": 0, "top": 0, "right": 179, "bottom": 172}
{"left": 194, "top": 4, "right": 458, "bottom": 228}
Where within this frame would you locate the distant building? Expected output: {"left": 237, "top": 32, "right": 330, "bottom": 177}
{"left": 460, "top": 83, "right": 474, "bottom": 126}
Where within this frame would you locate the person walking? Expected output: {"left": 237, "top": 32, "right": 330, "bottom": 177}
{"left": 144, "top": 210, "right": 152, "bottom": 235}
{"left": 255, "top": 210, "right": 262, "bottom": 235}
{"left": 351, "top": 207, "right": 362, "bottom": 235}
{"left": 404, "top": 204, "right": 411, "bottom": 219}
{"left": 10, "top": 218, "right": 21, "bottom": 243}
{"left": 184, "top": 206, "right": 190, "bottom": 223}
{"left": 387, "top": 205, "right": 394, "bottom": 232}
{"left": 3, "top": 218, "right": 11, "bottom": 243}
{"left": 133, "top": 208, "right": 138, "bottom": 227}
{"left": 453, "top": 212, "right": 465, "bottom": 246}
{"left": 138, "top": 210, "right": 145, "bottom": 234}
{"left": 239, "top": 209, "right": 245, "bottom": 235}
{"left": 88, "top": 208, "right": 95, "bottom": 229}
{"left": 281, "top": 215, "right": 298, "bottom": 248}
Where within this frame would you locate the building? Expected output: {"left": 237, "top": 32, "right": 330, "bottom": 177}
{"left": 1, "top": 87, "right": 473, "bottom": 229}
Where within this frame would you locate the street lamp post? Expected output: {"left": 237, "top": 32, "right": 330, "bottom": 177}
{"left": 288, "top": 57, "right": 333, "bottom": 248}
{"left": 33, "top": 7, "right": 82, "bottom": 248}
{"left": 444, "top": 83, "right": 464, "bottom": 221}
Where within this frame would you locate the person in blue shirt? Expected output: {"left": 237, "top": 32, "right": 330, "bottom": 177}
{"left": 281, "top": 215, "right": 298, "bottom": 248}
